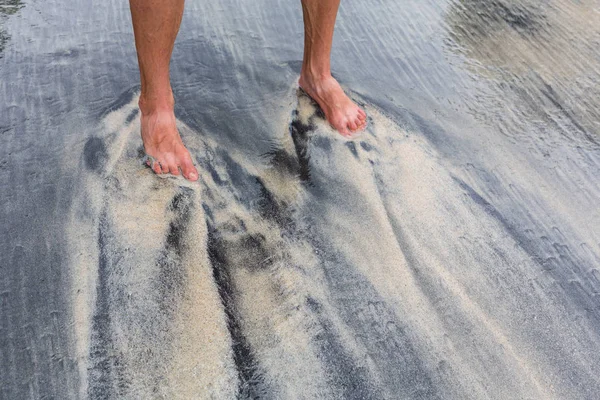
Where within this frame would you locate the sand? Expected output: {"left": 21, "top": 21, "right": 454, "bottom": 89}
{"left": 1, "top": 0, "right": 600, "bottom": 398}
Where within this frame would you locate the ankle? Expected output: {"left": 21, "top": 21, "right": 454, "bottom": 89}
{"left": 138, "top": 91, "right": 175, "bottom": 116}
{"left": 300, "top": 66, "right": 332, "bottom": 84}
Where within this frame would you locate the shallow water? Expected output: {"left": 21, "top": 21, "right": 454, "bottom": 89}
{"left": 1, "top": 0, "right": 600, "bottom": 398}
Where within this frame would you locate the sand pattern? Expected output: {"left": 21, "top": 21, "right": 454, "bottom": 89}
{"left": 61, "top": 88, "right": 600, "bottom": 398}
{"left": 1, "top": 0, "right": 600, "bottom": 398}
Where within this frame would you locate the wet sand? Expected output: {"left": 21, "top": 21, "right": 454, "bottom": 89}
{"left": 1, "top": 0, "right": 600, "bottom": 398}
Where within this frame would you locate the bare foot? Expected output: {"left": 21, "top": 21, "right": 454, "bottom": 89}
{"left": 139, "top": 97, "right": 198, "bottom": 181}
{"left": 299, "top": 73, "right": 366, "bottom": 136}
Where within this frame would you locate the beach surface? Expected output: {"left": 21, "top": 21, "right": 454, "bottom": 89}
{"left": 1, "top": 0, "right": 600, "bottom": 398}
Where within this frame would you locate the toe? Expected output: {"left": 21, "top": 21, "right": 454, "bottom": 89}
{"left": 333, "top": 120, "right": 349, "bottom": 136}
{"left": 163, "top": 155, "right": 179, "bottom": 176}
{"left": 355, "top": 117, "right": 365, "bottom": 129}
{"left": 160, "top": 161, "right": 169, "bottom": 174}
{"left": 336, "top": 123, "right": 351, "bottom": 136}
{"left": 358, "top": 108, "right": 367, "bottom": 119}
{"left": 348, "top": 120, "right": 358, "bottom": 131}
{"left": 181, "top": 156, "right": 199, "bottom": 181}
{"left": 152, "top": 161, "right": 162, "bottom": 175}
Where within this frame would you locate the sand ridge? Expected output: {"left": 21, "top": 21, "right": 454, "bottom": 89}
{"left": 64, "top": 87, "right": 600, "bottom": 398}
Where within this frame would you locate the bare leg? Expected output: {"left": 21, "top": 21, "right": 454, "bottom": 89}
{"left": 129, "top": 0, "right": 198, "bottom": 180}
{"left": 299, "top": 0, "right": 366, "bottom": 136}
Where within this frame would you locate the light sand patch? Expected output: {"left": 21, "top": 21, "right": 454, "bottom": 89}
{"left": 64, "top": 87, "right": 600, "bottom": 399}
